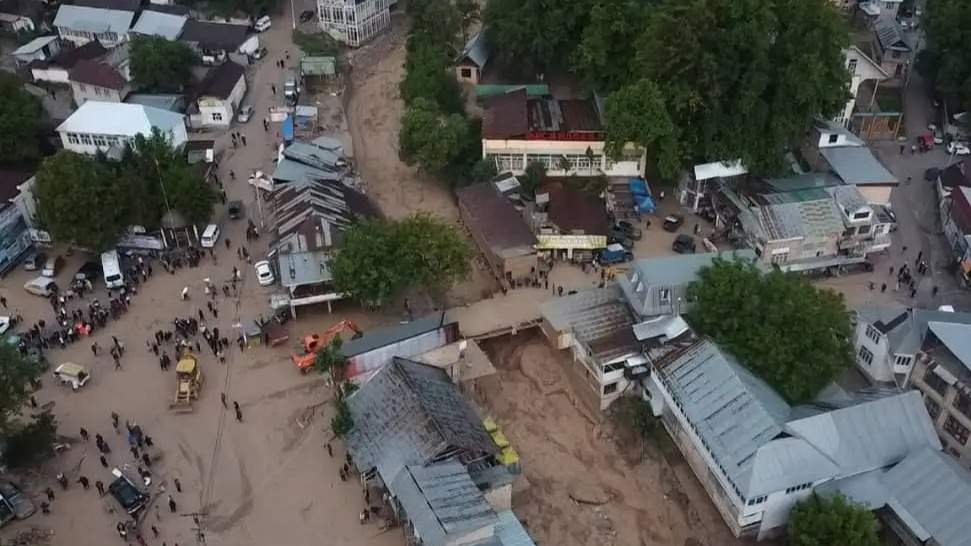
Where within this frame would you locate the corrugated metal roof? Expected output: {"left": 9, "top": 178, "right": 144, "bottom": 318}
{"left": 820, "top": 146, "right": 898, "bottom": 186}
{"left": 341, "top": 313, "right": 447, "bottom": 357}
{"left": 53, "top": 4, "right": 133, "bottom": 33}
{"left": 760, "top": 198, "right": 844, "bottom": 240}
{"left": 458, "top": 30, "right": 489, "bottom": 69}
{"left": 882, "top": 447, "right": 971, "bottom": 546}
{"left": 926, "top": 321, "right": 971, "bottom": 373}
{"left": 346, "top": 358, "right": 497, "bottom": 481}
{"left": 494, "top": 510, "right": 537, "bottom": 546}
{"left": 390, "top": 462, "right": 497, "bottom": 546}
{"left": 130, "top": 10, "right": 186, "bottom": 40}
{"left": 12, "top": 35, "right": 57, "bottom": 55}
{"left": 623, "top": 250, "right": 758, "bottom": 291}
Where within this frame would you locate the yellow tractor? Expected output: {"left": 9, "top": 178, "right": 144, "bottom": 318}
{"left": 170, "top": 353, "right": 204, "bottom": 412}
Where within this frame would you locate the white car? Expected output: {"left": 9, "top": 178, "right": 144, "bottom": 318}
{"left": 237, "top": 105, "right": 254, "bottom": 123}
{"left": 254, "top": 260, "right": 275, "bottom": 286}
{"left": 254, "top": 15, "right": 271, "bottom": 32}
{"left": 948, "top": 142, "right": 971, "bottom": 156}
{"left": 24, "top": 277, "right": 58, "bottom": 297}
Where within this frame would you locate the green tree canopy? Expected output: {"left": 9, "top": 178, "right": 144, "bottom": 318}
{"left": 573, "top": 0, "right": 651, "bottom": 92}
{"left": 789, "top": 493, "right": 879, "bottom": 546}
{"left": 407, "top": 0, "right": 462, "bottom": 50}
{"left": 603, "top": 79, "right": 679, "bottom": 178}
{"left": 686, "top": 259, "right": 853, "bottom": 402}
{"left": 0, "top": 344, "right": 40, "bottom": 434}
{"left": 628, "top": 0, "right": 849, "bottom": 175}
{"left": 921, "top": 0, "right": 971, "bottom": 110}
{"left": 130, "top": 36, "right": 196, "bottom": 92}
{"left": 484, "top": 0, "right": 588, "bottom": 74}
{"left": 401, "top": 34, "right": 465, "bottom": 114}
{"left": 331, "top": 215, "right": 472, "bottom": 307}
{"left": 0, "top": 72, "right": 42, "bottom": 163}
{"left": 400, "top": 98, "right": 471, "bottom": 173}
{"left": 35, "top": 151, "right": 130, "bottom": 251}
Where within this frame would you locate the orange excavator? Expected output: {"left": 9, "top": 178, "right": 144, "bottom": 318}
{"left": 291, "top": 319, "right": 363, "bottom": 373}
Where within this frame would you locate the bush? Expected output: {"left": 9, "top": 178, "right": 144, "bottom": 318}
{"left": 4, "top": 413, "right": 58, "bottom": 468}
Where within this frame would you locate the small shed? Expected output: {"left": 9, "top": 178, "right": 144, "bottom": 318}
{"left": 300, "top": 55, "right": 336, "bottom": 91}
{"left": 455, "top": 30, "right": 489, "bottom": 85}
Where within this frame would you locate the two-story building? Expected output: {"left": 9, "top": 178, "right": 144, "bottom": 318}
{"left": 189, "top": 61, "right": 246, "bottom": 128}
{"left": 12, "top": 36, "right": 61, "bottom": 66}
{"left": 57, "top": 101, "right": 187, "bottom": 155}
{"left": 53, "top": 4, "right": 134, "bottom": 47}
{"left": 0, "top": 169, "right": 36, "bottom": 274}
{"left": 69, "top": 57, "right": 131, "bottom": 105}
{"left": 481, "top": 88, "right": 645, "bottom": 178}
{"left": 645, "top": 338, "right": 941, "bottom": 540}
{"left": 317, "top": 0, "right": 391, "bottom": 47}
{"left": 178, "top": 19, "right": 258, "bottom": 65}
{"left": 871, "top": 14, "right": 913, "bottom": 81}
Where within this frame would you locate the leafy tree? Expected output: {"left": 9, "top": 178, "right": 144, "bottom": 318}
{"left": 573, "top": 0, "right": 652, "bottom": 92}
{"left": 520, "top": 161, "right": 546, "bottom": 197}
{"left": 313, "top": 337, "right": 345, "bottom": 383}
{"left": 789, "top": 493, "right": 879, "bottom": 546}
{"left": 610, "top": 395, "right": 659, "bottom": 458}
{"left": 686, "top": 259, "right": 853, "bottom": 403}
{"left": 331, "top": 395, "right": 353, "bottom": 437}
{"left": 604, "top": 79, "right": 679, "bottom": 178}
{"left": 165, "top": 166, "right": 217, "bottom": 226}
{"left": 408, "top": 0, "right": 462, "bottom": 50}
{"left": 455, "top": 0, "right": 480, "bottom": 42}
{"left": 470, "top": 158, "right": 498, "bottom": 183}
{"left": 4, "top": 413, "right": 57, "bottom": 468}
{"left": 332, "top": 215, "right": 472, "bottom": 307}
{"left": 130, "top": 36, "right": 196, "bottom": 92}
{"left": 35, "top": 151, "right": 130, "bottom": 251}
{"left": 921, "top": 0, "right": 971, "bottom": 110}
{"left": 484, "top": 0, "right": 589, "bottom": 74}
{"left": 631, "top": 0, "right": 849, "bottom": 175}
{"left": 0, "top": 72, "right": 42, "bottom": 163}
{"left": 400, "top": 98, "right": 470, "bottom": 173}
{"left": 401, "top": 35, "right": 465, "bottom": 114}
{"left": 0, "top": 344, "right": 41, "bottom": 434}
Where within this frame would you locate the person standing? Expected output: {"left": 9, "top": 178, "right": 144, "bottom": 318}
{"left": 79, "top": 427, "right": 89, "bottom": 442}
{"left": 168, "top": 495, "right": 177, "bottom": 513}
{"left": 233, "top": 401, "right": 242, "bottom": 422}
{"left": 77, "top": 476, "right": 89, "bottom": 489}
{"left": 95, "top": 480, "right": 105, "bottom": 496}
{"left": 221, "top": 392, "right": 227, "bottom": 408}
{"left": 174, "top": 478, "right": 182, "bottom": 493}
{"left": 44, "top": 487, "right": 55, "bottom": 502}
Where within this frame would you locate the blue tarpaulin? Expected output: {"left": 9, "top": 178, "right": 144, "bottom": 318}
{"left": 282, "top": 115, "right": 294, "bottom": 144}
{"left": 628, "top": 178, "right": 656, "bottom": 213}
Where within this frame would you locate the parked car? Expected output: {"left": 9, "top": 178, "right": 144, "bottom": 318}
{"left": 299, "top": 9, "right": 314, "bottom": 22}
{"left": 663, "top": 214, "right": 684, "bottom": 232}
{"left": 615, "top": 220, "right": 643, "bottom": 240}
{"left": 53, "top": 362, "right": 90, "bottom": 391}
{"left": 41, "top": 255, "right": 63, "bottom": 278}
{"left": 0, "top": 481, "right": 35, "bottom": 526}
{"left": 598, "top": 243, "right": 633, "bottom": 265}
{"left": 250, "top": 46, "right": 268, "bottom": 60}
{"left": 608, "top": 232, "right": 634, "bottom": 250}
{"left": 108, "top": 470, "right": 149, "bottom": 515}
{"left": 672, "top": 234, "right": 696, "bottom": 254}
{"left": 237, "top": 105, "right": 254, "bottom": 123}
{"left": 23, "top": 277, "right": 58, "bottom": 297}
{"left": 24, "top": 251, "right": 45, "bottom": 271}
{"left": 254, "top": 260, "right": 275, "bottom": 286}
{"left": 228, "top": 200, "right": 244, "bottom": 220}
{"left": 254, "top": 15, "right": 271, "bottom": 32}
{"left": 948, "top": 141, "right": 970, "bottom": 156}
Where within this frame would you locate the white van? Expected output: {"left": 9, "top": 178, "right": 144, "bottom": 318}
{"left": 254, "top": 15, "right": 271, "bottom": 32}
{"left": 200, "top": 224, "right": 221, "bottom": 248}
{"left": 101, "top": 250, "right": 124, "bottom": 289}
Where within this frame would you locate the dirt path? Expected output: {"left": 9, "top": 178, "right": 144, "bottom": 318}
{"left": 477, "top": 332, "right": 752, "bottom": 546}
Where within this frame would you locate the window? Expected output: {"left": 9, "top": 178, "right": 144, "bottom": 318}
{"left": 603, "top": 382, "right": 618, "bottom": 395}
{"left": 658, "top": 288, "right": 671, "bottom": 305}
{"left": 852, "top": 211, "right": 870, "bottom": 220}
{"left": 944, "top": 415, "right": 970, "bottom": 446}
{"left": 865, "top": 325, "right": 881, "bottom": 344}
{"left": 858, "top": 346, "right": 874, "bottom": 366}
{"left": 212, "top": 112, "right": 223, "bottom": 122}
{"left": 784, "top": 482, "right": 813, "bottom": 494}
{"left": 66, "top": 133, "right": 79, "bottom": 144}
{"left": 79, "top": 134, "right": 92, "bottom": 145}
{"left": 460, "top": 68, "right": 472, "bottom": 78}
{"left": 746, "top": 495, "right": 767, "bottom": 506}
{"left": 92, "top": 135, "right": 107, "bottom": 147}
{"left": 828, "top": 133, "right": 839, "bottom": 144}
{"left": 956, "top": 391, "right": 971, "bottom": 420}
{"left": 843, "top": 226, "right": 856, "bottom": 237}
{"left": 770, "top": 252, "right": 788, "bottom": 265}
{"left": 847, "top": 58, "right": 858, "bottom": 74}
{"left": 926, "top": 397, "right": 942, "bottom": 420}
{"left": 858, "top": 224, "right": 872, "bottom": 235}
{"left": 923, "top": 369, "right": 949, "bottom": 396}
{"left": 894, "top": 355, "right": 912, "bottom": 368}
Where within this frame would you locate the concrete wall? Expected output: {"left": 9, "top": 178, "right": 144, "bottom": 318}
{"left": 853, "top": 319, "right": 894, "bottom": 383}
{"left": 483, "top": 139, "right": 644, "bottom": 178}
{"left": 0, "top": 204, "right": 31, "bottom": 274}
{"left": 31, "top": 66, "right": 70, "bottom": 83}
{"left": 59, "top": 123, "right": 186, "bottom": 155}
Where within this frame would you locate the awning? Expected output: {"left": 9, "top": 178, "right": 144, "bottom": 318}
{"left": 535, "top": 234, "right": 607, "bottom": 250}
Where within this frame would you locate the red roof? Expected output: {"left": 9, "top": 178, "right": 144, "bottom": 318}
{"left": 69, "top": 59, "right": 127, "bottom": 90}
{"left": 481, "top": 88, "right": 528, "bottom": 139}
{"left": 540, "top": 182, "right": 608, "bottom": 235}
{"left": 951, "top": 186, "right": 971, "bottom": 233}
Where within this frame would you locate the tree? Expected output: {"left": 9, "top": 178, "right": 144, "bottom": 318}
{"left": 400, "top": 98, "right": 470, "bottom": 173}
{"left": 331, "top": 215, "right": 472, "bottom": 307}
{"left": 469, "top": 158, "right": 498, "bottom": 184}
{"left": 313, "top": 337, "right": 345, "bottom": 383}
{"left": 921, "top": 0, "right": 971, "bottom": 110}
{"left": 4, "top": 413, "right": 57, "bottom": 468}
{"left": 610, "top": 395, "right": 659, "bottom": 459}
{"left": 603, "top": 79, "right": 679, "bottom": 178}
{"left": 455, "top": 0, "right": 480, "bottom": 42}
{"left": 401, "top": 35, "right": 465, "bottom": 114}
{"left": 330, "top": 395, "right": 353, "bottom": 437}
{"left": 0, "top": 344, "right": 40, "bottom": 434}
{"left": 789, "top": 493, "right": 879, "bottom": 546}
{"left": 520, "top": 161, "right": 546, "bottom": 197}
{"left": 686, "top": 259, "right": 853, "bottom": 402}
{"left": 130, "top": 36, "right": 196, "bottom": 92}
{"left": 484, "top": 0, "right": 589, "bottom": 74}
{"left": 408, "top": 0, "right": 462, "bottom": 50}
{"left": 35, "top": 151, "right": 130, "bottom": 251}
{"left": 631, "top": 0, "right": 849, "bottom": 175}
{"left": 164, "top": 166, "right": 218, "bottom": 226}
{"left": 0, "top": 72, "right": 42, "bottom": 163}
{"left": 573, "top": 0, "right": 651, "bottom": 92}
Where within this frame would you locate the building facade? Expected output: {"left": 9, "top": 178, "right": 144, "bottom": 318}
{"left": 834, "top": 46, "right": 889, "bottom": 128}
{"left": 317, "top": 0, "right": 390, "bottom": 47}
{"left": 57, "top": 102, "right": 187, "bottom": 155}
{"left": 53, "top": 5, "right": 133, "bottom": 47}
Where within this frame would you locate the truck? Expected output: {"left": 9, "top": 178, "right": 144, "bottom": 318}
{"left": 598, "top": 243, "right": 633, "bottom": 265}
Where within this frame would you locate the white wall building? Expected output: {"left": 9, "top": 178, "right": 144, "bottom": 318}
{"left": 11, "top": 35, "right": 61, "bottom": 66}
{"left": 835, "top": 46, "right": 889, "bottom": 128}
{"left": 317, "top": 0, "right": 391, "bottom": 47}
{"left": 53, "top": 5, "right": 134, "bottom": 47}
{"left": 191, "top": 61, "right": 246, "bottom": 128}
{"left": 57, "top": 101, "right": 187, "bottom": 155}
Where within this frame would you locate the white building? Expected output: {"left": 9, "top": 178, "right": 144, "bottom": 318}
{"left": 834, "top": 46, "right": 889, "bottom": 128}
{"left": 317, "top": 0, "right": 390, "bottom": 47}
{"left": 11, "top": 36, "right": 61, "bottom": 66}
{"left": 190, "top": 61, "right": 246, "bottom": 128}
{"left": 53, "top": 4, "right": 134, "bottom": 47}
{"left": 645, "top": 339, "right": 941, "bottom": 540}
{"left": 56, "top": 101, "right": 187, "bottom": 155}
{"left": 130, "top": 10, "right": 187, "bottom": 40}
{"left": 481, "top": 89, "right": 644, "bottom": 178}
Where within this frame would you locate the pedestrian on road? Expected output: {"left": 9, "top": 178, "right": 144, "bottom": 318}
{"left": 181, "top": 286, "right": 189, "bottom": 300}
{"left": 230, "top": 170, "right": 236, "bottom": 181}
{"left": 234, "top": 401, "right": 242, "bottom": 422}
{"left": 79, "top": 427, "right": 89, "bottom": 442}
{"left": 225, "top": 238, "right": 231, "bottom": 250}
{"left": 881, "top": 283, "right": 887, "bottom": 293}
{"left": 95, "top": 480, "right": 105, "bottom": 496}
{"left": 933, "top": 285, "right": 939, "bottom": 297}
{"left": 144, "top": 435, "right": 153, "bottom": 448}
{"left": 168, "top": 495, "right": 177, "bottom": 513}
{"left": 911, "top": 288, "right": 917, "bottom": 298}
{"left": 40, "top": 501, "right": 49, "bottom": 514}
{"left": 141, "top": 452, "right": 151, "bottom": 467}
{"left": 174, "top": 478, "right": 182, "bottom": 493}
{"left": 151, "top": 525, "right": 159, "bottom": 538}
{"left": 241, "top": 135, "right": 247, "bottom": 146}
{"left": 111, "top": 412, "right": 120, "bottom": 430}
{"left": 77, "top": 476, "right": 89, "bottom": 489}
{"left": 326, "top": 443, "right": 333, "bottom": 457}
{"left": 44, "top": 487, "right": 54, "bottom": 501}
{"left": 113, "top": 354, "right": 122, "bottom": 370}
{"left": 100, "top": 454, "right": 108, "bottom": 467}
{"left": 221, "top": 392, "right": 227, "bottom": 408}
{"left": 0, "top": 296, "right": 6, "bottom": 308}
{"left": 271, "top": 83, "right": 276, "bottom": 94}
